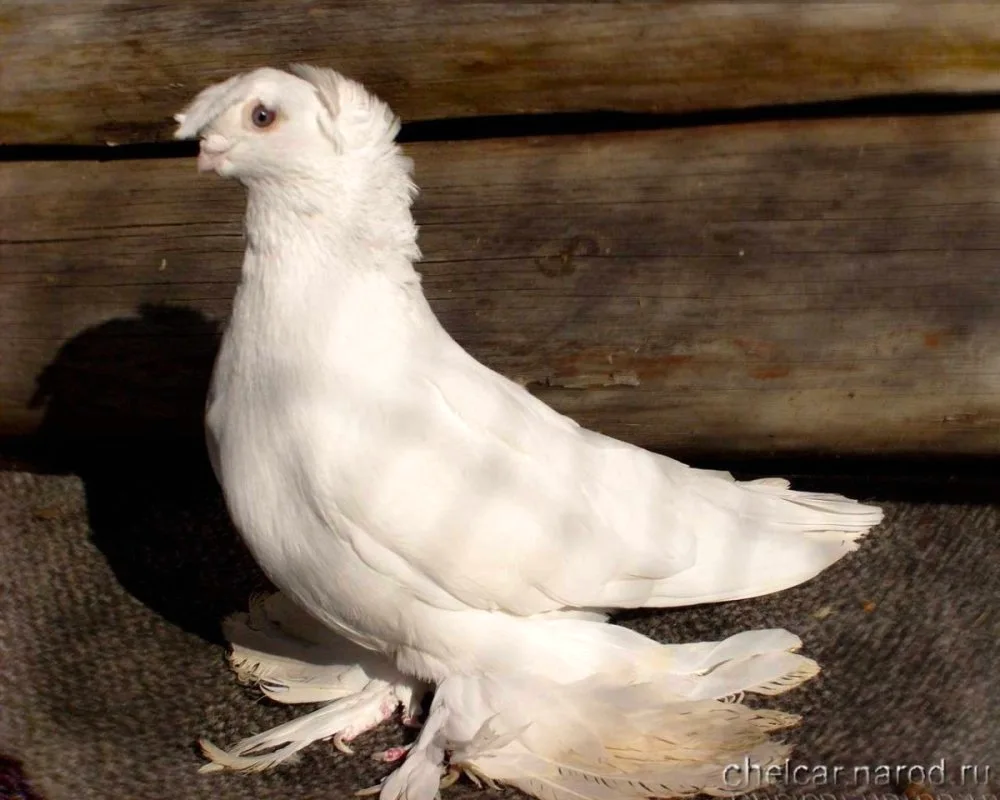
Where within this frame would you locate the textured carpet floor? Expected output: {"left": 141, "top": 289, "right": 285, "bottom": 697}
{"left": 1, "top": 454, "right": 998, "bottom": 800}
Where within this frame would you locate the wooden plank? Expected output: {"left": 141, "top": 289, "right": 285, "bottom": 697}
{"left": 4, "top": 113, "right": 1000, "bottom": 454}
{"left": 6, "top": 2, "right": 1000, "bottom": 146}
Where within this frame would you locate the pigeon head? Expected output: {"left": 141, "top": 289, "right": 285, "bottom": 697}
{"left": 173, "top": 65, "right": 402, "bottom": 183}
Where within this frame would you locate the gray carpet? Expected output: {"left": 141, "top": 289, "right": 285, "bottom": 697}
{"left": 1, "top": 459, "right": 998, "bottom": 800}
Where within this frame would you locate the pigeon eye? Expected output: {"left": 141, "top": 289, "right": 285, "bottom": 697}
{"left": 250, "top": 103, "right": 277, "bottom": 129}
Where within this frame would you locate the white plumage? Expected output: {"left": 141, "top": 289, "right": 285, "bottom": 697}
{"left": 174, "top": 65, "right": 882, "bottom": 799}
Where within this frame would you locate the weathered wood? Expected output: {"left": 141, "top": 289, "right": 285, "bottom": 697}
{"left": 4, "top": 113, "right": 1000, "bottom": 454}
{"left": 6, "top": 1, "right": 1000, "bottom": 146}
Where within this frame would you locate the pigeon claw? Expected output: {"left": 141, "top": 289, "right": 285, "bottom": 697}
{"left": 438, "top": 768, "right": 460, "bottom": 790}
{"left": 332, "top": 732, "right": 356, "bottom": 755}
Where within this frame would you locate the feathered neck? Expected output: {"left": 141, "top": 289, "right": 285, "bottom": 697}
{"left": 241, "top": 143, "right": 422, "bottom": 285}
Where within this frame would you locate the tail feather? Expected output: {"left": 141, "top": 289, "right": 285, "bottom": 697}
{"left": 642, "top": 633, "right": 818, "bottom": 701}
{"left": 385, "top": 674, "right": 801, "bottom": 800}
{"left": 480, "top": 687, "right": 797, "bottom": 798}
{"left": 657, "top": 628, "right": 802, "bottom": 674}
{"left": 684, "top": 651, "right": 819, "bottom": 699}
{"left": 379, "top": 628, "right": 819, "bottom": 800}
{"left": 507, "top": 737, "right": 789, "bottom": 800}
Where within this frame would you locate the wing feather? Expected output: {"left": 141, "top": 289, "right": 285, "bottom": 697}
{"left": 307, "top": 339, "right": 696, "bottom": 617}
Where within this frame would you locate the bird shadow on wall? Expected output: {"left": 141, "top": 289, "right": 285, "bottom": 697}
{"left": 28, "top": 303, "right": 268, "bottom": 646}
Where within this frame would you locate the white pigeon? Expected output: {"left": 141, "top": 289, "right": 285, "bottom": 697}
{"left": 174, "top": 65, "right": 883, "bottom": 800}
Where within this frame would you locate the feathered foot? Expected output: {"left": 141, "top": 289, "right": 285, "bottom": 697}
{"left": 200, "top": 680, "right": 405, "bottom": 772}
{"left": 201, "top": 592, "right": 429, "bottom": 772}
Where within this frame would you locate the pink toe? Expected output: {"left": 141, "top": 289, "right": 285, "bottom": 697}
{"left": 375, "top": 746, "right": 411, "bottom": 763}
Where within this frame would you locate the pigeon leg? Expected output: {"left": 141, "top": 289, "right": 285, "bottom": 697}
{"left": 203, "top": 592, "right": 431, "bottom": 771}
{"left": 200, "top": 679, "right": 409, "bottom": 772}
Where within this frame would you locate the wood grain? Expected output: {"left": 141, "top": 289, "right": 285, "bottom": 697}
{"left": 4, "top": 113, "right": 1000, "bottom": 454}
{"left": 6, "top": 1, "right": 1000, "bottom": 145}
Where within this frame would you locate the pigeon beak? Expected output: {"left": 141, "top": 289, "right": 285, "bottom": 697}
{"left": 197, "top": 135, "right": 230, "bottom": 173}
{"left": 197, "top": 145, "right": 228, "bottom": 173}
